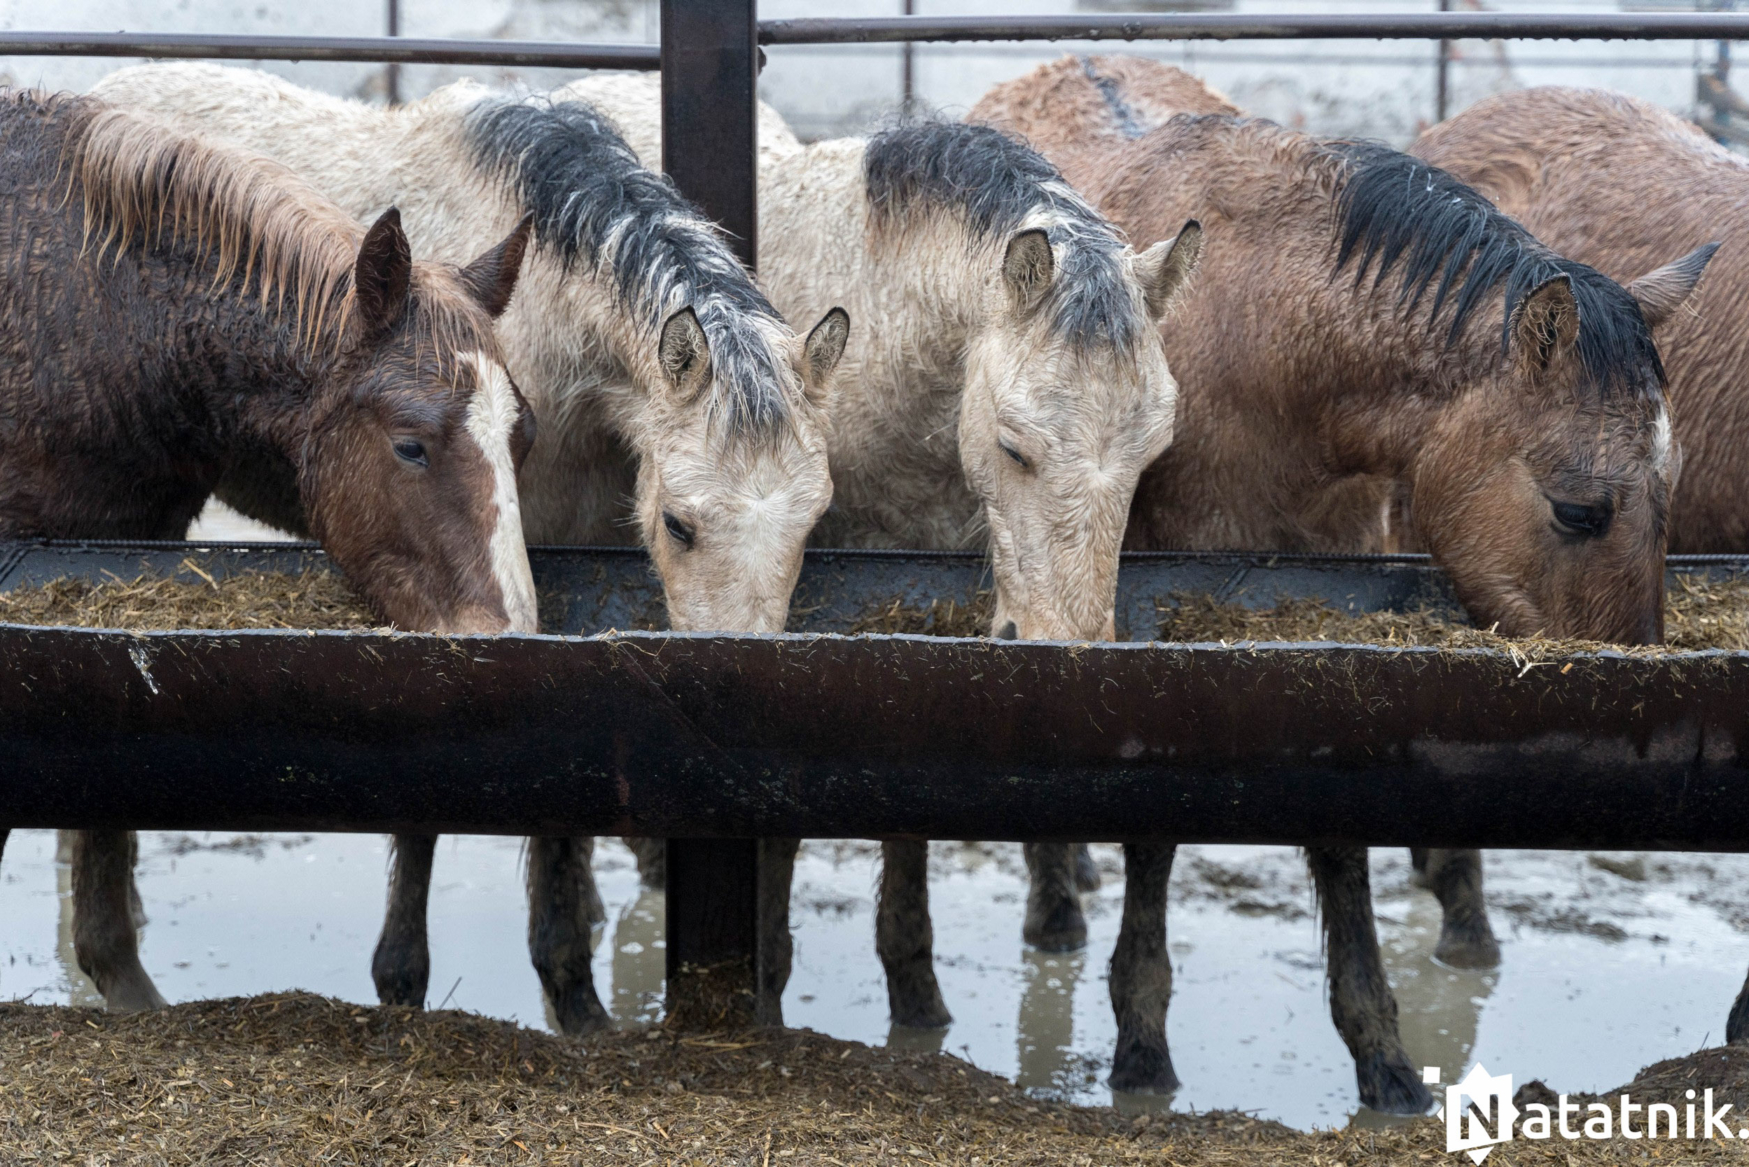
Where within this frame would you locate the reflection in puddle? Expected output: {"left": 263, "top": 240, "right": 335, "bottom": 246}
{"left": 3, "top": 832, "right": 1746, "bottom": 1131}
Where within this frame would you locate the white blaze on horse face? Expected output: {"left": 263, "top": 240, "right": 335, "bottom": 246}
{"left": 960, "top": 321, "right": 1177, "bottom": 642}
{"left": 461, "top": 352, "right": 539, "bottom": 633}
{"left": 1650, "top": 405, "right": 1674, "bottom": 477}
{"left": 642, "top": 426, "right": 833, "bottom": 634}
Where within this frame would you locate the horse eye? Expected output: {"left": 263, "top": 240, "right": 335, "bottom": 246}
{"left": 393, "top": 438, "right": 428, "bottom": 468}
{"left": 1550, "top": 499, "right": 1611, "bottom": 538}
{"left": 663, "top": 511, "right": 696, "bottom": 549}
{"left": 1000, "top": 441, "right": 1029, "bottom": 468}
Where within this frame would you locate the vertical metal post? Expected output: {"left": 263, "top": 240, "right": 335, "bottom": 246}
{"left": 658, "top": 0, "right": 768, "bottom": 1031}
{"left": 384, "top": 0, "right": 400, "bottom": 106}
{"left": 901, "top": 0, "right": 916, "bottom": 114}
{"left": 1434, "top": 0, "right": 1451, "bottom": 123}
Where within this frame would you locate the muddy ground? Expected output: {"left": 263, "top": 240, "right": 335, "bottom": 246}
{"left": 1, "top": 991, "right": 1745, "bottom": 1165}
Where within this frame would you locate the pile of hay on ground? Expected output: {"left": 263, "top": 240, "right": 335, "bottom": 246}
{"left": 0, "top": 992, "right": 1741, "bottom": 1165}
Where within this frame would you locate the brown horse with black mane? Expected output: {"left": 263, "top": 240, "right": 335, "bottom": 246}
{"left": 0, "top": 89, "right": 536, "bottom": 1013}
{"left": 1408, "top": 84, "right": 1749, "bottom": 1039}
{"left": 973, "top": 59, "right": 1710, "bottom": 1113}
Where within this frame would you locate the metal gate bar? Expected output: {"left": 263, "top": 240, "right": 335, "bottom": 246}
{"left": 0, "top": 31, "right": 658, "bottom": 68}
{"left": 761, "top": 12, "right": 1749, "bottom": 43}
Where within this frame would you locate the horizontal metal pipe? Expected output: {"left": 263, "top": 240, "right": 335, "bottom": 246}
{"left": 0, "top": 31, "right": 658, "bottom": 68}
{"left": 760, "top": 13, "right": 1749, "bottom": 45}
{"left": 4, "top": 627, "right": 1748, "bottom": 850}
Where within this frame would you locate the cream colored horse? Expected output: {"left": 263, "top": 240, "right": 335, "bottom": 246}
{"left": 564, "top": 72, "right": 1199, "bottom": 1028}
{"left": 92, "top": 62, "right": 850, "bottom": 1035}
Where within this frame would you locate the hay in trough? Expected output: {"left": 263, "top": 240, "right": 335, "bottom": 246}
{"left": 846, "top": 591, "right": 994, "bottom": 637}
{"left": 0, "top": 992, "right": 1741, "bottom": 1165}
{"left": 1158, "top": 573, "right": 1749, "bottom": 655}
{"left": 0, "top": 564, "right": 379, "bottom": 631}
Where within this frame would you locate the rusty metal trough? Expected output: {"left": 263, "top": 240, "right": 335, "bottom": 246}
{"left": 2, "top": 539, "right": 1746, "bottom": 852}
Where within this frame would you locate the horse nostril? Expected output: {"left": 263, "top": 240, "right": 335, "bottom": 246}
{"left": 996, "top": 620, "right": 1018, "bottom": 640}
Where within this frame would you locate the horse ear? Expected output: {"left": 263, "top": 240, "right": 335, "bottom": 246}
{"left": 1510, "top": 274, "right": 1579, "bottom": 374}
{"left": 1134, "top": 219, "right": 1202, "bottom": 319}
{"left": 800, "top": 307, "right": 850, "bottom": 403}
{"left": 658, "top": 307, "right": 711, "bottom": 400}
{"left": 353, "top": 207, "right": 412, "bottom": 337}
{"left": 459, "top": 213, "right": 534, "bottom": 320}
{"left": 1002, "top": 229, "right": 1054, "bottom": 310}
{"left": 1628, "top": 242, "right": 1719, "bottom": 330}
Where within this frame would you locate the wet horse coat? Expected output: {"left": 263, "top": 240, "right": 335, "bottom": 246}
{"left": 972, "top": 58, "right": 1705, "bottom": 1111}
{"left": 93, "top": 63, "right": 849, "bottom": 1033}
{"left": 0, "top": 88, "right": 538, "bottom": 1013}
{"left": 564, "top": 71, "right": 1196, "bottom": 1028}
{"left": 1407, "top": 84, "right": 1749, "bottom": 1036}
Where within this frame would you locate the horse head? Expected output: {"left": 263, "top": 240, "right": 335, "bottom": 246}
{"left": 1409, "top": 247, "right": 1716, "bottom": 644}
{"left": 303, "top": 208, "right": 541, "bottom": 636}
{"left": 962, "top": 221, "right": 1199, "bottom": 642}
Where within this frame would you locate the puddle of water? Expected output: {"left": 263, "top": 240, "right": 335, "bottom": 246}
{"left": 2, "top": 831, "right": 1745, "bottom": 1131}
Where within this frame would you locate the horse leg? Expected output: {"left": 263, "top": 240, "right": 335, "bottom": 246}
{"left": 1108, "top": 842, "right": 1178, "bottom": 1093}
{"left": 1306, "top": 845, "right": 1430, "bottom": 1114}
{"left": 1073, "top": 842, "right": 1101, "bottom": 892}
{"left": 757, "top": 837, "right": 800, "bottom": 1025}
{"left": 70, "top": 830, "right": 165, "bottom": 1012}
{"left": 527, "top": 836, "right": 610, "bottom": 1035}
{"left": 1728, "top": 969, "right": 1749, "bottom": 1044}
{"left": 1408, "top": 846, "right": 1430, "bottom": 889}
{"left": 624, "top": 837, "right": 666, "bottom": 892}
{"left": 876, "top": 839, "right": 951, "bottom": 1028}
{"left": 1023, "top": 842, "right": 1088, "bottom": 952}
{"left": 1423, "top": 848, "right": 1499, "bottom": 969}
{"left": 371, "top": 833, "right": 436, "bottom": 1008}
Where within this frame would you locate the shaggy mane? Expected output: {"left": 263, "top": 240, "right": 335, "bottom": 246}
{"left": 60, "top": 94, "right": 363, "bottom": 345}
{"left": 464, "top": 96, "right": 795, "bottom": 435}
{"left": 1330, "top": 140, "right": 1664, "bottom": 396}
{"left": 864, "top": 120, "right": 1144, "bottom": 352}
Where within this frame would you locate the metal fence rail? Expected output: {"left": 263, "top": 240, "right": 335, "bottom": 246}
{"left": 0, "top": 30, "right": 658, "bottom": 68}
{"left": 762, "top": 12, "right": 1749, "bottom": 43}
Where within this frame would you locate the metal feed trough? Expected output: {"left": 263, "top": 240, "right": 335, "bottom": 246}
{"left": 4, "top": 0, "right": 1749, "bottom": 1019}
{"left": 4, "top": 540, "right": 1748, "bottom": 850}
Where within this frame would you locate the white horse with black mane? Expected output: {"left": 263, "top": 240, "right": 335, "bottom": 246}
{"left": 563, "top": 72, "right": 1199, "bottom": 1029}
{"left": 92, "top": 63, "right": 850, "bottom": 1032}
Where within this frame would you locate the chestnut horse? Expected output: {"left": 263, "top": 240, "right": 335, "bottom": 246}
{"left": 94, "top": 63, "right": 849, "bottom": 1034}
{"left": 0, "top": 90, "right": 536, "bottom": 1012}
{"left": 1408, "top": 84, "right": 1749, "bottom": 1036}
{"left": 973, "top": 60, "right": 1708, "bottom": 1112}
{"left": 564, "top": 71, "right": 1196, "bottom": 1030}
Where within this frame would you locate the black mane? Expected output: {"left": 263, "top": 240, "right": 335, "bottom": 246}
{"left": 1331, "top": 141, "right": 1663, "bottom": 396}
{"left": 464, "top": 96, "right": 791, "bottom": 432}
{"left": 864, "top": 120, "right": 1143, "bottom": 351}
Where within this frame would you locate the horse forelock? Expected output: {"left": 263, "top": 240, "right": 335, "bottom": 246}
{"left": 1329, "top": 140, "right": 1663, "bottom": 399}
{"left": 61, "top": 94, "right": 361, "bottom": 347}
{"left": 863, "top": 120, "right": 1146, "bottom": 355}
{"left": 462, "top": 95, "right": 794, "bottom": 437}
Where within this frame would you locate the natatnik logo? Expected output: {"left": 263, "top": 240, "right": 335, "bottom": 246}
{"left": 1425, "top": 1064, "right": 1747, "bottom": 1162}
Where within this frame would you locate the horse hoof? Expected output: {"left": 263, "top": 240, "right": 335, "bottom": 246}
{"left": 1729, "top": 984, "right": 1749, "bottom": 1045}
{"left": 1356, "top": 1049, "right": 1434, "bottom": 1115}
{"left": 1024, "top": 896, "right": 1088, "bottom": 953}
{"left": 888, "top": 995, "right": 952, "bottom": 1030}
{"left": 371, "top": 955, "right": 430, "bottom": 1010}
{"left": 1108, "top": 1044, "right": 1179, "bottom": 1095}
{"left": 1433, "top": 922, "right": 1501, "bottom": 970}
{"left": 102, "top": 974, "right": 167, "bottom": 1013}
{"left": 1073, "top": 846, "right": 1102, "bottom": 892}
{"left": 550, "top": 987, "right": 612, "bottom": 1036}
